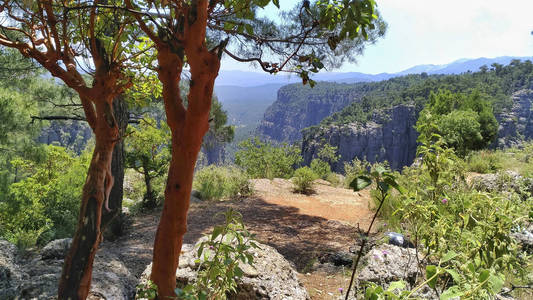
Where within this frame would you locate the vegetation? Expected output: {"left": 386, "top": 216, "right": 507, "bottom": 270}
{"left": 292, "top": 167, "right": 319, "bottom": 194}
{"left": 235, "top": 138, "right": 302, "bottom": 179}
{"left": 354, "top": 134, "right": 532, "bottom": 299}
{"left": 309, "top": 143, "right": 340, "bottom": 180}
{"left": 193, "top": 166, "right": 252, "bottom": 201}
{"left": 416, "top": 90, "right": 498, "bottom": 156}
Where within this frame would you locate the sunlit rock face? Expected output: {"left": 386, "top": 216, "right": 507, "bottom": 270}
{"left": 302, "top": 104, "right": 419, "bottom": 171}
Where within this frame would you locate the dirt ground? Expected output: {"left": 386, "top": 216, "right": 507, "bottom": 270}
{"left": 103, "top": 179, "right": 376, "bottom": 299}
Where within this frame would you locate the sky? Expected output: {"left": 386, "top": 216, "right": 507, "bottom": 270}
{"left": 221, "top": 0, "right": 533, "bottom": 74}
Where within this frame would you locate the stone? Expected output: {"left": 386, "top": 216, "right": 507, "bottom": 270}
{"left": 1, "top": 238, "right": 136, "bottom": 299}
{"left": 41, "top": 238, "right": 72, "bottom": 260}
{"left": 137, "top": 237, "right": 309, "bottom": 300}
{"left": 358, "top": 244, "right": 420, "bottom": 285}
{"left": 0, "top": 239, "right": 26, "bottom": 299}
{"left": 470, "top": 171, "right": 533, "bottom": 199}
{"left": 511, "top": 223, "right": 533, "bottom": 253}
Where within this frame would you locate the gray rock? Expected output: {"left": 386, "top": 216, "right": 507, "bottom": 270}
{"left": 358, "top": 244, "right": 420, "bottom": 285}
{"left": 302, "top": 105, "right": 419, "bottom": 171}
{"left": 41, "top": 238, "right": 72, "bottom": 260}
{"left": 470, "top": 171, "right": 533, "bottom": 199}
{"left": 0, "top": 239, "right": 26, "bottom": 299}
{"left": 138, "top": 237, "right": 309, "bottom": 300}
{"left": 1, "top": 239, "right": 136, "bottom": 299}
{"left": 511, "top": 223, "right": 533, "bottom": 253}
{"left": 494, "top": 89, "right": 533, "bottom": 148}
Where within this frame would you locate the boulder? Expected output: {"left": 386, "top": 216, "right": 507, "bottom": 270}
{"left": 0, "top": 239, "right": 26, "bottom": 299}
{"left": 358, "top": 244, "right": 419, "bottom": 285}
{"left": 1, "top": 239, "right": 136, "bottom": 299}
{"left": 471, "top": 171, "right": 533, "bottom": 199}
{"left": 138, "top": 237, "right": 309, "bottom": 300}
{"left": 41, "top": 238, "right": 72, "bottom": 260}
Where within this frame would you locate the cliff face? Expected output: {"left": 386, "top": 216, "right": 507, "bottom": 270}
{"left": 257, "top": 83, "right": 366, "bottom": 142}
{"left": 302, "top": 89, "right": 533, "bottom": 171}
{"left": 495, "top": 89, "right": 533, "bottom": 148}
{"left": 302, "top": 105, "right": 419, "bottom": 172}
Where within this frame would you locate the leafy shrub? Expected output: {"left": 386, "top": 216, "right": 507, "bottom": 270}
{"left": 310, "top": 159, "right": 330, "bottom": 179}
{"left": 325, "top": 172, "right": 342, "bottom": 187}
{"left": 466, "top": 150, "right": 502, "bottom": 173}
{"left": 235, "top": 137, "right": 301, "bottom": 179}
{"left": 176, "top": 209, "right": 258, "bottom": 299}
{"left": 292, "top": 167, "right": 318, "bottom": 194}
{"left": 193, "top": 166, "right": 252, "bottom": 201}
{"left": 375, "top": 136, "right": 529, "bottom": 299}
{"left": 344, "top": 157, "right": 370, "bottom": 188}
{"left": 0, "top": 145, "right": 89, "bottom": 248}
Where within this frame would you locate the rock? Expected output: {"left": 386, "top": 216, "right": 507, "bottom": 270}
{"left": 494, "top": 89, "right": 533, "bottom": 148}
{"left": 319, "top": 251, "right": 353, "bottom": 267}
{"left": 470, "top": 171, "right": 533, "bottom": 199}
{"left": 358, "top": 244, "right": 420, "bottom": 285}
{"left": 0, "top": 239, "right": 26, "bottom": 299}
{"left": 1, "top": 239, "right": 136, "bottom": 299}
{"left": 41, "top": 238, "right": 72, "bottom": 260}
{"left": 138, "top": 237, "right": 309, "bottom": 300}
{"left": 302, "top": 105, "right": 419, "bottom": 171}
{"left": 511, "top": 223, "right": 533, "bottom": 253}
{"left": 258, "top": 82, "right": 358, "bottom": 143}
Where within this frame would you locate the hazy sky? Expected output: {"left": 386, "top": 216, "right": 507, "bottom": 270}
{"left": 221, "top": 0, "right": 533, "bottom": 74}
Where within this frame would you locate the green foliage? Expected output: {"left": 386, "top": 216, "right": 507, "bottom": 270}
{"left": 344, "top": 157, "right": 371, "bottom": 188}
{"left": 193, "top": 166, "right": 252, "bottom": 201}
{"left": 175, "top": 209, "right": 259, "bottom": 300}
{"left": 310, "top": 143, "right": 339, "bottom": 180}
{"left": 416, "top": 89, "right": 499, "bottom": 156}
{"left": 0, "top": 145, "right": 89, "bottom": 248}
{"left": 371, "top": 135, "right": 530, "bottom": 299}
{"left": 235, "top": 137, "right": 302, "bottom": 179}
{"left": 125, "top": 116, "right": 170, "bottom": 208}
{"left": 466, "top": 150, "right": 502, "bottom": 173}
{"left": 292, "top": 167, "right": 318, "bottom": 194}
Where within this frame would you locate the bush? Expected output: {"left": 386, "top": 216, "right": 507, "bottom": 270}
{"left": 310, "top": 159, "right": 330, "bottom": 179}
{"left": 193, "top": 165, "right": 252, "bottom": 201}
{"left": 466, "top": 150, "right": 502, "bottom": 173}
{"left": 292, "top": 167, "right": 318, "bottom": 194}
{"left": 235, "top": 137, "right": 302, "bottom": 179}
{"left": 344, "top": 157, "right": 370, "bottom": 188}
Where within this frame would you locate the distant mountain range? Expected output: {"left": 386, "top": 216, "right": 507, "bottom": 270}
{"left": 215, "top": 56, "right": 533, "bottom": 87}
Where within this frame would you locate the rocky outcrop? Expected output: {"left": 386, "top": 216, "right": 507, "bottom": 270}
{"left": 258, "top": 82, "right": 368, "bottom": 142}
{"left": 138, "top": 237, "right": 309, "bottom": 300}
{"left": 358, "top": 244, "right": 420, "bottom": 285}
{"left": 0, "top": 239, "right": 136, "bottom": 300}
{"left": 494, "top": 89, "right": 533, "bottom": 148}
{"left": 302, "top": 105, "right": 419, "bottom": 171}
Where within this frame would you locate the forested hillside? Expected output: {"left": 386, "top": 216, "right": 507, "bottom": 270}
{"left": 259, "top": 59, "right": 533, "bottom": 143}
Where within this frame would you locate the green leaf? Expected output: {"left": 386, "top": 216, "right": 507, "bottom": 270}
{"left": 387, "top": 280, "right": 406, "bottom": 291}
{"left": 445, "top": 269, "right": 461, "bottom": 283}
{"left": 272, "top": 0, "right": 280, "bottom": 8}
{"left": 350, "top": 175, "right": 372, "bottom": 191}
{"left": 440, "top": 286, "right": 463, "bottom": 300}
{"left": 440, "top": 251, "right": 458, "bottom": 263}
{"left": 212, "top": 226, "right": 223, "bottom": 239}
{"left": 488, "top": 274, "right": 504, "bottom": 293}
{"left": 426, "top": 265, "right": 438, "bottom": 289}
{"left": 478, "top": 269, "right": 490, "bottom": 282}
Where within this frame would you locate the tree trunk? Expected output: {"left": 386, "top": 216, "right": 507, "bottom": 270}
{"left": 143, "top": 163, "right": 156, "bottom": 209}
{"left": 58, "top": 98, "right": 118, "bottom": 299}
{"left": 102, "top": 95, "right": 128, "bottom": 240}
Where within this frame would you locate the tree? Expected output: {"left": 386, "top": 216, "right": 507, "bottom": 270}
{"left": 0, "top": 1, "right": 145, "bottom": 297}
{"left": 125, "top": 116, "right": 170, "bottom": 208}
{"left": 125, "top": 0, "right": 386, "bottom": 296}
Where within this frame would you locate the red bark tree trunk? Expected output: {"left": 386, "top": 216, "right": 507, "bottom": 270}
{"left": 149, "top": 2, "right": 221, "bottom": 292}
{"left": 58, "top": 95, "right": 118, "bottom": 299}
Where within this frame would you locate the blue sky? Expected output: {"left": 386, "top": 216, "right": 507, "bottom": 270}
{"left": 221, "top": 0, "right": 533, "bottom": 74}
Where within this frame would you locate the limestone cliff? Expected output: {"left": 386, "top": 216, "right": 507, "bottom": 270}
{"left": 302, "top": 105, "right": 419, "bottom": 171}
